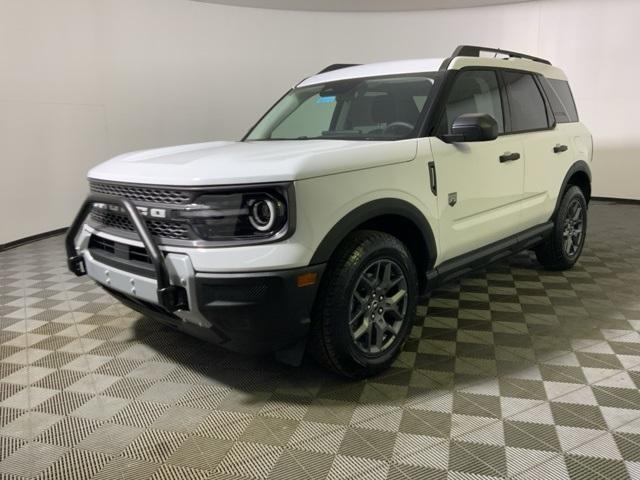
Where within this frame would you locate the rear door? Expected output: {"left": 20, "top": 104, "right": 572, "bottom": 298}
{"left": 535, "top": 77, "right": 585, "bottom": 220}
{"left": 500, "top": 71, "right": 565, "bottom": 228}
{"left": 430, "top": 69, "right": 525, "bottom": 264}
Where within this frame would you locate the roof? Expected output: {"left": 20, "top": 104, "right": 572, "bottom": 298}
{"left": 298, "top": 50, "right": 567, "bottom": 88}
{"left": 448, "top": 56, "right": 567, "bottom": 80}
{"left": 298, "top": 58, "right": 445, "bottom": 87}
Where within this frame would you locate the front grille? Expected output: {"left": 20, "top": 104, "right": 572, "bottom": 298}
{"left": 89, "top": 181, "right": 194, "bottom": 205}
{"left": 90, "top": 209, "right": 191, "bottom": 240}
{"left": 88, "top": 180, "right": 195, "bottom": 241}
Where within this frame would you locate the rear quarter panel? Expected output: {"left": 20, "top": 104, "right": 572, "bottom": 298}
{"left": 557, "top": 121, "right": 593, "bottom": 201}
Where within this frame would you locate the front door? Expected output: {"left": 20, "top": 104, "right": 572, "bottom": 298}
{"left": 430, "top": 69, "right": 525, "bottom": 264}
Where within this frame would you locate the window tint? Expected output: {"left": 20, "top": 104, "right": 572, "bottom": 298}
{"left": 502, "top": 72, "right": 549, "bottom": 132}
{"left": 540, "top": 77, "right": 579, "bottom": 123}
{"left": 440, "top": 70, "right": 504, "bottom": 134}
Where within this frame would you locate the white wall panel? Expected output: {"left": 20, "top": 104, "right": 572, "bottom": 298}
{"left": 537, "top": 0, "right": 640, "bottom": 201}
{"left": 0, "top": 0, "right": 636, "bottom": 244}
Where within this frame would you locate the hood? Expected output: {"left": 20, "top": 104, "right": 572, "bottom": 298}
{"left": 88, "top": 139, "right": 417, "bottom": 186}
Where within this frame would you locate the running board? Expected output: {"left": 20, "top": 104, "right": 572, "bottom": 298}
{"left": 426, "top": 222, "right": 553, "bottom": 290}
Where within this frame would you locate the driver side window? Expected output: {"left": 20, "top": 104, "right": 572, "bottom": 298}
{"left": 439, "top": 70, "right": 504, "bottom": 135}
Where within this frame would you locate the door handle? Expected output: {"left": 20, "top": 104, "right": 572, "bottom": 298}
{"left": 499, "top": 152, "right": 520, "bottom": 163}
{"left": 554, "top": 144, "right": 568, "bottom": 153}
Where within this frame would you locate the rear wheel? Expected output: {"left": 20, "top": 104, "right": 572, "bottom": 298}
{"left": 309, "top": 230, "right": 417, "bottom": 378}
{"left": 535, "top": 185, "right": 587, "bottom": 270}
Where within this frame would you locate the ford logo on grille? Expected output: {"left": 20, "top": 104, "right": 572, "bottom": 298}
{"left": 94, "top": 203, "right": 167, "bottom": 219}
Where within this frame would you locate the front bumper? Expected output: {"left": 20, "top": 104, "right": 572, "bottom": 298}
{"left": 103, "top": 263, "right": 325, "bottom": 354}
{"left": 66, "top": 194, "right": 325, "bottom": 354}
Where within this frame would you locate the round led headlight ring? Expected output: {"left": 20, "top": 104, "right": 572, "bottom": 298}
{"left": 249, "top": 198, "right": 277, "bottom": 232}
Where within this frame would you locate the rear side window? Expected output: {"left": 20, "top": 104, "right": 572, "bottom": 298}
{"left": 439, "top": 70, "right": 504, "bottom": 134}
{"left": 540, "top": 77, "right": 579, "bottom": 123}
{"left": 502, "top": 72, "right": 549, "bottom": 132}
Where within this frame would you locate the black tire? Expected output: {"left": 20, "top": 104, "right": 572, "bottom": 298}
{"left": 309, "top": 230, "right": 418, "bottom": 378}
{"left": 535, "top": 185, "right": 587, "bottom": 270}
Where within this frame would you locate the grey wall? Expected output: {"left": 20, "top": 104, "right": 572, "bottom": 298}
{"left": 1, "top": 0, "right": 637, "bottom": 244}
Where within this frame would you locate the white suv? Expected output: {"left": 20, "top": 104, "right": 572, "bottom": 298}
{"left": 66, "top": 45, "right": 592, "bottom": 377}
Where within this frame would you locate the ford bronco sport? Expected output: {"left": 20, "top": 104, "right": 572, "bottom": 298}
{"left": 66, "top": 45, "right": 592, "bottom": 378}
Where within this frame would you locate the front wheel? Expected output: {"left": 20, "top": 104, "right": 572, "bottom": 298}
{"left": 309, "top": 230, "right": 418, "bottom": 378}
{"left": 535, "top": 185, "right": 587, "bottom": 270}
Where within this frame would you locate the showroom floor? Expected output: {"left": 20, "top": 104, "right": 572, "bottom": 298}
{"left": 1, "top": 200, "right": 639, "bottom": 480}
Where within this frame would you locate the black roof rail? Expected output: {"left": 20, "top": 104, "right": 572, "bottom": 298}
{"left": 451, "top": 45, "right": 551, "bottom": 65}
{"left": 317, "top": 63, "right": 360, "bottom": 74}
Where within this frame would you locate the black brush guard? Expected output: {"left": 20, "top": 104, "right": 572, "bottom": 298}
{"left": 65, "top": 193, "right": 188, "bottom": 312}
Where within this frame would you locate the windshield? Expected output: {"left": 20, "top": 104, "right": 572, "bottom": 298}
{"left": 245, "top": 72, "right": 440, "bottom": 141}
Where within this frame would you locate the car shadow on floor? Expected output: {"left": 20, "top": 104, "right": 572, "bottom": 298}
{"left": 127, "top": 246, "right": 624, "bottom": 412}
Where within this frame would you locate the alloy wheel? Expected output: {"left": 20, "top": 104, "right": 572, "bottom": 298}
{"left": 563, "top": 198, "right": 585, "bottom": 257}
{"left": 348, "top": 259, "right": 409, "bottom": 354}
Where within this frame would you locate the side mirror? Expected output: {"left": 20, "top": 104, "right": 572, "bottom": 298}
{"left": 441, "top": 113, "right": 498, "bottom": 143}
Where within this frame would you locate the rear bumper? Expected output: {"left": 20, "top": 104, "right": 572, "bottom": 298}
{"left": 102, "top": 263, "right": 325, "bottom": 354}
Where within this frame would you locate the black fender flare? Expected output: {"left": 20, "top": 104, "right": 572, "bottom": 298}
{"left": 551, "top": 160, "right": 592, "bottom": 219}
{"left": 309, "top": 198, "right": 437, "bottom": 270}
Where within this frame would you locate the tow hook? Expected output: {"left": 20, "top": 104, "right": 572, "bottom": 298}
{"left": 68, "top": 255, "right": 87, "bottom": 276}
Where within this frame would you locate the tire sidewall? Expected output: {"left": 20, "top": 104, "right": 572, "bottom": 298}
{"left": 554, "top": 186, "right": 588, "bottom": 265}
{"left": 330, "top": 239, "right": 418, "bottom": 373}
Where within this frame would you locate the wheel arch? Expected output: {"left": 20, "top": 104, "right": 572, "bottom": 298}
{"left": 552, "top": 161, "right": 592, "bottom": 220}
{"left": 309, "top": 199, "right": 437, "bottom": 288}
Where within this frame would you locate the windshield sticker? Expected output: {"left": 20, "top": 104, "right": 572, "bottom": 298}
{"left": 316, "top": 96, "right": 336, "bottom": 104}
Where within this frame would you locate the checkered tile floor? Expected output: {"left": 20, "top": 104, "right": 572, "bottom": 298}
{"left": 1, "top": 200, "right": 640, "bottom": 480}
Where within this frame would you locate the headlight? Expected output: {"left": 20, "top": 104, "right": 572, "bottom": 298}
{"left": 175, "top": 189, "right": 289, "bottom": 241}
{"left": 249, "top": 198, "right": 278, "bottom": 231}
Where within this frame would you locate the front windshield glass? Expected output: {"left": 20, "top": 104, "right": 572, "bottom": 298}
{"left": 245, "top": 72, "right": 440, "bottom": 141}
